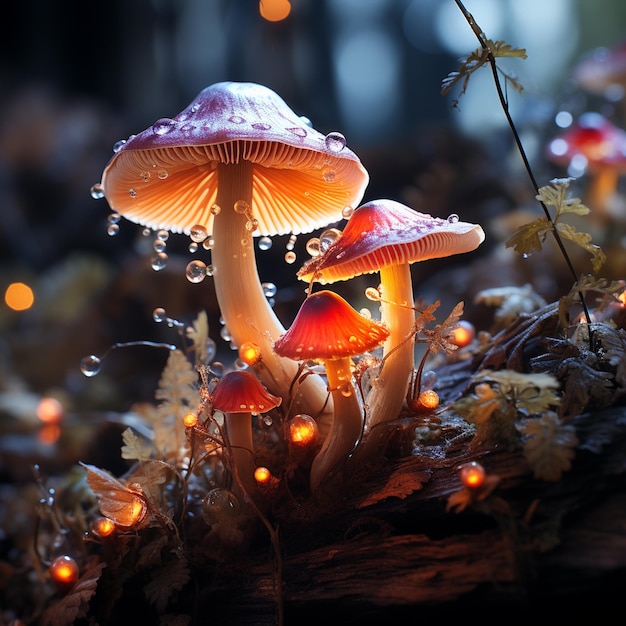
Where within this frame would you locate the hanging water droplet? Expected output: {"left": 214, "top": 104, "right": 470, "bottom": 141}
{"left": 156, "top": 230, "right": 169, "bottom": 241}
{"left": 220, "top": 326, "right": 232, "bottom": 341}
{"left": 359, "top": 307, "right": 372, "bottom": 319}
{"left": 365, "top": 287, "right": 381, "bottom": 301}
{"left": 262, "top": 282, "right": 277, "bottom": 298}
{"left": 153, "top": 307, "right": 167, "bottom": 323}
{"left": 152, "top": 117, "right": 175, "bottom": 135}
{"left": 205, "top": 338, "right": 217, "bottom": 363}
{"left": 319, "top": 228, "right": 341, "bottom": 251}
{"left": 190, "top": 224, "right": 208, "bottom": 243}
{"left": 305, "top": 237, "right": 321, "bottom": 257}
{"left": 203, "top": 236, "right": 215, "bottom": 250}
{"left": 245, "top": 218, "right": 259, "bottom": 232}
{"left": 107, "top": 224, "right": 120, "bottom": 237}
{"left": 108, "top": 212, "right": 121, "bottom": 225}
{"left": 263, "top": 415, "right": 273, "bottom": 426}
{"left": 153, "top": 239, "right": 166, "bottom": 253}
{"left": 188, "top": 242, "right": 199, "bottom": 253}
{"left": 325, "top": 131, "right": 347, "bottom": 152}
{"left": 447, "top": 213, "right": 459, "bottom": 223}
{"left": 142, "top": 227, "right": 152, "bottom": 237}
{"left": 80, "top": 355, "right": 102, "bottom": 377}
{"left": 284, "top": 251, "right": 296, "bottom": 264}
{"left": 206, "top": 264, "right": 215, "bottom": 276}
{"left": 258, "top": 236, "right": 272, "bottom": 251}
{"left": 186, "top": 260, "right": 207, "bottom": 283}
{"left": 90, "top": 183, "right": 105, "bottom": 199}
{"left": 342, "top": 205, "right": 354, "bottom": 219}
{"left": 202, "top": 488, "right": 241, "bottom": 525}
{"left": 286, "top": 234, "right": 297, "bottom": 251}
{"left": 210, "top": 204, "right": 221, "bottom": 216}
{"left": 234, "top": 200, "right": 250, "bottom": 214}
{"left": 112, "top": 140, "right": 126, "bottom": 153}
{"left": 151, "top": 252, "right": 168, "bottom": 271}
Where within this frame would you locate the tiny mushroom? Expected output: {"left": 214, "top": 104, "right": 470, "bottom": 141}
{"left": 210, "top": 369, "right": 281, "bottom": 499}
{"left": 547, "top": 112, "right": 626, "bottom": 217}
{"left": 298, "top": 199, "right": 485, "bottom": 441}
{"left": 99, "top": 81, "right": 369, "bottom": 420}
{"left": 273, "top": 289, "right": 389, "bottom": 494}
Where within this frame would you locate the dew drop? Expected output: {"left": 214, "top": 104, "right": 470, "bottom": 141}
{"left": 245, "top": 218, "right": 259, "bottom": 232}
{"left": 342, "top": 205, "right": 354, "bottom": 219}
{"left": 80, "top": 355, "right": 102, "bottom": 377}
{"left": 90, "top": 183, "right": 105, "bottom": 199}
{"left": 234, "top": 200, "right": 250, "bottom": 214}
{"left": 201, "top": 488, "right": 241, "bottom": 525}
{"left": 152, "top": 117, "right": 176, "bottom": 135}
{"left": 365, "top": 287, "right": 381, "bottom": 301}
{"left": 229, "top": 115, "right": 245, "bottom": 124}
{"left": 339, "top": 383, "right": 353, "bottom": 398}
{"left": 108, "top": 212, "right": 121, "bottom": 225}
{"left": 300, "top": 116, "right": 313, "bottom": 128}
{"left": 319, "top": 228, "right": 341, "bottom": 251}
{"left": 112, "top": 140, "right": 126, "bottom": 153}
{"left": 262, "top": 282, "right": 277, "bottom": 298}
{"left": 107, "top": 224, "right": 120, "bottom": 237}
{"left": 286, "top": 126, "right": 307, "bottom": 137}
{"left": 153, "top": 307, "right": 167, "bottom": 323}
{"left": 220, "top": 326, "right": 232, "bottom": 341}
{"left": 305, "top": 237, "right": 321, "bottom": 257}
{"left": 286, "top": 234, "right": 297, "bottom": 251}
{"left": 190, "top": 224, "right": 208, "bottom": 243}
{"left": 139, "top": 171, "right": 151, "bottom": 182}
{"left": 206, "top": 264, "right": 215, "bottom": 276}
{"left": 258, "top": 236, "right": 272, "bottom": 251}
{"left": 153, "top": 239, "right": 166, "bottom": 253}
{"left": 359, "top": 307, "right": 372, "bottom": 319}
{"left": 325, "top": 131, "right": 347, "bottom": 152}
{"left": 188, "top": 242, "right": 199, "bottom": 253}
{"left": 186, "top": 260, "right": 207, "bottom": 283}
{"left": 157, "top": 169, "right": 169, "bottom": 180}
{"left": 210, "top": 203, "right": 221, "bottom": 216}
{"left": 284, "top": 251, "right": 297, "bottom": 264}
{"left": 156, "top": 230, "right": 170, "bottom": 241}
{"left": 447, "top": 213, "right": 459, "bottom": 223}
{"left": 128, "top": 188, "right": 137, "bottom": 198}
{"left": 322, "top": 168, "right": 336, "bottom": 183}
{"left": 151, "top": 252, "right": 168, "bottom": 271}
{"left": 203, "top": 236, "right": 215, "bottom": 250}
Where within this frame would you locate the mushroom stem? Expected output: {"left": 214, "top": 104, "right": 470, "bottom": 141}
{"left": 224, "top": 412, "right": 257, "bottom": 500}
{"left": 366, "top": 263, "right": 415, "bottom": 432}
{"left": 587, "top": 167, "right": 619, "bottom": 218}
{"left": 310, "top": 356, "right": 363, "bottom": 494}
{"left": 211, "top": 161, "right": 331, "bottom": 419}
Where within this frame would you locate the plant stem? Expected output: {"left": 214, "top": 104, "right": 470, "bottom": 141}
{"left": 453, "top": 0, "right": 593, "bottom": 332}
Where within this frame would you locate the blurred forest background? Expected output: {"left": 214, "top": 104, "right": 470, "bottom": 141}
{"left": 1, "top": 0, "right": 626, "bottom": 417}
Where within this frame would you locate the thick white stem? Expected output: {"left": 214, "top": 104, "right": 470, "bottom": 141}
{"left": 211, "top": 162, "right": 332, "bottom": 419}
{"left": 310, "top": 356, "right": 363, "bottom": 494}
{"left": 224, "top": 412, "right": 257, "bottom": 500}
{"left": 365, "top": 263, "right": 415, "bottom": 432}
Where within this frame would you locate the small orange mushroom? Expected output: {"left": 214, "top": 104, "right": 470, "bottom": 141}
{"left": 274, "top": 290, "right": 389, "bottom": 493}
{"left": 210, "top": 370, "right": 281, "bottom": 499}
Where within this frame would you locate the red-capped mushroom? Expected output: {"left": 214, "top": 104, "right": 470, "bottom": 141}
{"left": 547, "top": 112, "right": 626, "bottom": 216}
{"left": 98, "top": 81, "right": 369, "bottom": 420}
{"left": 298, "top": 199, "right": 485, "bottom": 440}
{"left": 210, "top": 369, "right": 281, "bottom": 499}
{"left": 273, "top": 290, "right": 389, "bottom": 493}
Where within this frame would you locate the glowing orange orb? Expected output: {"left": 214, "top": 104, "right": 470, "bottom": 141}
{"left": 259, "top": 0, "right": 291, "bottom": 22}
{"left": 38, "top": 424, "right": 61, "bottom": 446}
{"left": 417, "top": 390, "right": 439, "bottom": 410}
{"left": 450, "top": 321, "right": 475, "bottom": 347}
{"left": 49, "top": 555, "right": 79, "bottom": 588}
{"left": 36, "top": 397, "right": 64, "bottom": 424}
{"left": 4, "top": 281, "right": 34, "bottom": 311}
{"left": 238, "top": 341, "right": 262, "bottom": 366}
{"left": 254, "top": 466, "right": 272, "bottom": 484}
{"left": 289, "top": 414, "right": 318, "bottom": 446}
{"left": 459, "top": 461, "right": 486, "bottom": 489}
{"left": 183, "top": 412, "right": 198, "bottom": 428}
{"left": 91, "top": 517, "right": 116, "bottom": 537}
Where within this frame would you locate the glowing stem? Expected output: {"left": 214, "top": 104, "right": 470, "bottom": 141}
{"left": 211, "top": 161, "right": 331, "bottom": 418}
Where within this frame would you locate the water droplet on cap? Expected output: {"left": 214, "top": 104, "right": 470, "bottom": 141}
{"left": 447, "top": 213, "right": 459, "bottom": 223}
{"left": 325, "top": 132, "right": 347, "bottom": 152}
{"left": 90, "top": 184, "right": 105, "bottom": 199}
{"left": 152, "top": 118, "right": 176, "bottom": 135}
{"left": 112, "top": 140, "right": 126, "bottom": 153}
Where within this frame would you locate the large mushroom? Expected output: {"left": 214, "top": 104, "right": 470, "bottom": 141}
{"left": 210, "top": 369, "right": 281, "bottom": 500}
{"left": 273, "top": 290, "right": 389, "bottom": 493}
{"left": 99, "top": 81, "right": 369, "bottom": 419}
{"left": 298, "top": 199, "right": 485, "bottom": 441}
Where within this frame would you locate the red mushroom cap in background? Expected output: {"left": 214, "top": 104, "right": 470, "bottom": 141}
{"left": 101, "top": 81, "right": 369, "bottom": 236}
{"left": 211, "top": 370, "right": 281, "bottom": 414}
{"left": 298, "top": 199, "right": 485, "bottom": 284}
{"left": 273, "top": 290, "right": 389, "bottom": 361}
